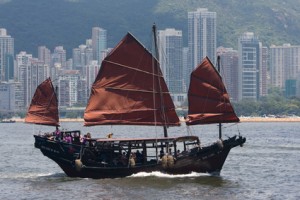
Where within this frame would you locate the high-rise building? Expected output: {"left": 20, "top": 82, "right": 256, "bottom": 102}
{"left": 72, "top": 44, "right": 93, "bottom": 75}
{"left": 58, "top": 70, "right": 80, "bottom": 107}
{"left": 238, "top": 32, "right": 262, "bottom": 101}
{"left": 260, "top": 46, "right": 268, "bottom": 97}
{"left": 158, "top": 28, "right": 185, "bottom": 106}
{"left": 0, "top": 28, "right": 14, "bottom": 82}
{"left": 188, "top": 8, "right": 217, "bottom": 83}
{"left": 16, "top": 51, "right": 33, "bottom": 108}
{"left": 92, "top": 27, "right": 107, "bottom": 63}
{"left": 158, "top": 28, "right": 184, "bottom": 92}
{"left": 16, "top": 52, "right": 49, "bottom": 108}
{"left": 30, "top": 58, "right": 49, "bottom": 91}
{"left": 217, "top": 47, "right": 239, "bottom": 102}
{"left": 0, "top": 81, "right": 16, "bottom": 111}
{"left": 72, "top": 47, "right": 82, "bottom": 70}
{"left": 269, "top": 44, "right": 300, "bottom": 93}
{"left": 182, "top": 47, "right": 189, "bottom": 93}
{"left": 85, "top": 60, "right": 100, "bottom": 97}
{"left": 38, "top": 46, "right": 51, "bottom": 67}
{"left": 52, "top": 46, "right": 67, "bottom": 68}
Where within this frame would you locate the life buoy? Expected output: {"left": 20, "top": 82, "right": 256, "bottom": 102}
{"left": 129, "top": 157, "right": 135, "bottom": 167}
{"left": 167, "top": 155, "right": 174, "bottom": 168}
{"left": 161, "top": 154, "right": 174, "bottom": 168}
{"left": 75, "top": 159, "right": 83, "bottom": 172}
{"left": 161, "top": 155, "right": 168, "bottom": 168}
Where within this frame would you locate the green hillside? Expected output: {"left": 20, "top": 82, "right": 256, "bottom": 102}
{"left": 0, "top": 0, "right": 300, "bottom": 57}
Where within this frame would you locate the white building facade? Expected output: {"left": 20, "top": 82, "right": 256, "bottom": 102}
{"left": 188, "top": 8, "right": 217, "bottom": 83}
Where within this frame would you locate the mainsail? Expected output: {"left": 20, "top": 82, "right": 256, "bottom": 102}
{"left": 84, "top": 33, "right": 180, "bottom": 126}
{"left": 25, "top": 78, "right": 59, "bottom": 126}
{"left": 186, "top": 57, "right": 239, "bottom": 125}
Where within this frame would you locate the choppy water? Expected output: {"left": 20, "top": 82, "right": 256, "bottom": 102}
{"left": 0, "top": 122, "right": 299, "bottom": 200}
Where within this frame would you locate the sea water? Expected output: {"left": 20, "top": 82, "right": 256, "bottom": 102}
{"left": 0, "top": 122, "right": 299, "bottom": 200}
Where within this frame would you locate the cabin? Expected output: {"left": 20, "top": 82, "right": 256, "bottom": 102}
{"left": 80, "top": 136, "right": 200, "bottom": 167}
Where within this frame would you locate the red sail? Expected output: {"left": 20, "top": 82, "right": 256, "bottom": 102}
{"left": 186, "top": 57, "right": 239, "bottom": 125}
{"left": 25, "top": 78, "right": 59, "bottom": 126}
{"left": 84, "top": 33, "right": 180, "bottom": 126}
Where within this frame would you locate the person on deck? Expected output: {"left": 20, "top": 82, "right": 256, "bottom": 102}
{"left": 73, "top": 132, "right": 80, "bottom": 144}
{"left": 107, "top": 133, "right": 113, "bottom": 138}
{"left": 160, "top": 149, "right": 164, "bottom": 158}
{"left": 54, "top": 128, "right": 61, "bottom": 141}
{"left": 81, "top": 134, "right": 88, "bottom": 145}
{"left": 64, "top": 134, "right": 72, "bottom": 143}
{"left": 136, "top": 150, "right": 143, "bottom": 163}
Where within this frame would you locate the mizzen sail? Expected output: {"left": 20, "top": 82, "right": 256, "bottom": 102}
{"left": 84, "top": 33, "right": 180, "bottom": 126}
{"left": 186, "top": 57, "right": 239, "bottom": 125}
{"left": 25, "top": 78, "right": 59, "bottom": 126}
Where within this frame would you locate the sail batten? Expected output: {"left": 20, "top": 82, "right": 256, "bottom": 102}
{"left": 104, "top": 60, "right": 164, "bottom": 77}
{"left": 84, "top": 33, "right": 180, "bottom": 127}
{"left": 25, "top": 78, "right": 59, "bottom": 126}
{"left": 186, "top": 57, "right": 239, "bottom": 125}
{"left": 106, "top": 87, "right": 172, "bottom": 94}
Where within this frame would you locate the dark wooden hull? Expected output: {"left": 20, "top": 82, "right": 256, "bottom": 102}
{"left": 34, "top": 135, "right": 246, "bottom": 179}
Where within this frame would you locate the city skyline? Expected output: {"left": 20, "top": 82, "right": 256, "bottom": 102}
{"left": 1, "top": 7, "right": 300, "bottom": 112}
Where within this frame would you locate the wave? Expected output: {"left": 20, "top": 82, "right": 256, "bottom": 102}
{"left": 1, "top": 172, "right": 54, "bottom": 179}
{"left": 129, "top": 171, "right": 209, "bottom": 178}
{"left": 0, "top": 172, "right": 64, "bottom": 179}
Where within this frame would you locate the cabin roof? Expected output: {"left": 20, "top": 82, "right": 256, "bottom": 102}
{"left": 93, "top": 136, "right": 199, "bottom": 143}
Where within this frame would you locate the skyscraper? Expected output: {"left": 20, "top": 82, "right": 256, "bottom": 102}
{"left": 38, "top": 46, "right": 51, "bottom": 67}
{"left": 92, "top": 27, "right": 107, "bottom": 63}
{"left": 0, "top": 28, "right": 14, "bottom": 81}
{"left": 58, "top": 70, "right": 80, "bottom": 107}
{"left": 217, "top": 47, "right": 239, "bottom": 102}
{"left": 0, "top": 82, "right": 16, "bottom": 111}
{"left": 188, "top": 8, "right": 217, "bottom": 80}
{"left": 86, "top": 60, "right": 100, "bottom": 97}
{"left": 260, "top": 46, "right": 268, "bottom": 97}
{"left": 72, "top": 44, "right": 93, "bottom": 74}
{"left": 158, "top": 28, "right": 185, "bottom": 106}
{"left": 52, "top": 46, "right": 67, "bottom": 68}
{"left": 158, "top": 28, "right": 183, "bottom": 92}
{"left": 16, "top": 51, "right": 33, "bottom": 108}
{"left": 270, "top": 44, "right": 300, "bottom": 96}
{"left": 238, "top": 32, "right": 262, "bottom": 101}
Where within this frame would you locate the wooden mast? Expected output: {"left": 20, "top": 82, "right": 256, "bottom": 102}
{"left": 217, "top": 55, "right": 222, "bottom": 139}
{"left": 152, "top": 23, "right": 168, "bottom": 138}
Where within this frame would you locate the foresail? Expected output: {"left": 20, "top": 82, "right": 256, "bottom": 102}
{"left": 25, "top": 78, "right": 59, "bottom": 126}
{"left": 84, "top": 33, "right": 180, "bottom": 126}
{"left": 186, "top": 57, "right": 239, "bottom": 125}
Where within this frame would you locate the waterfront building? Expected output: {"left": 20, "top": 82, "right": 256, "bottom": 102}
{"left": 158, "top": 28, "right": 184, "bottom": 92}
{"left": 260, "top": 46, "right": 269, "bottom": 97}
{"left": 269, "top": 44, "right": 300, "bottom": 97}
{"left": 0, "top": 81, "right": 16, "bottom": 111}
{"left": 0, "top": 28, "right": 14, "bottom": 81}
{"left": 16, "top": 52, "right": 49, "bottom": 108}
{"left": 85, "top": 60, "right": 100, "bottom": 96}
{"left": 182, "top": 47, "right": 189, "bottom": 93}
{"left": 58, "top": 70, "right": 80, "bottom": 107}
{"left": 238, "top": 32, "right": 262, "bottom": 101}
{"left": 16, "top": 51, "right": 32, "bottom": 108}
{"left": 188, "top": 8, "right": 217, "bottom": 86}
{"left": 92, "top": 27, "right": 107, "bottom": 64}
{"left": 217, "top": 47, "right": 239, "bottom": 102}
